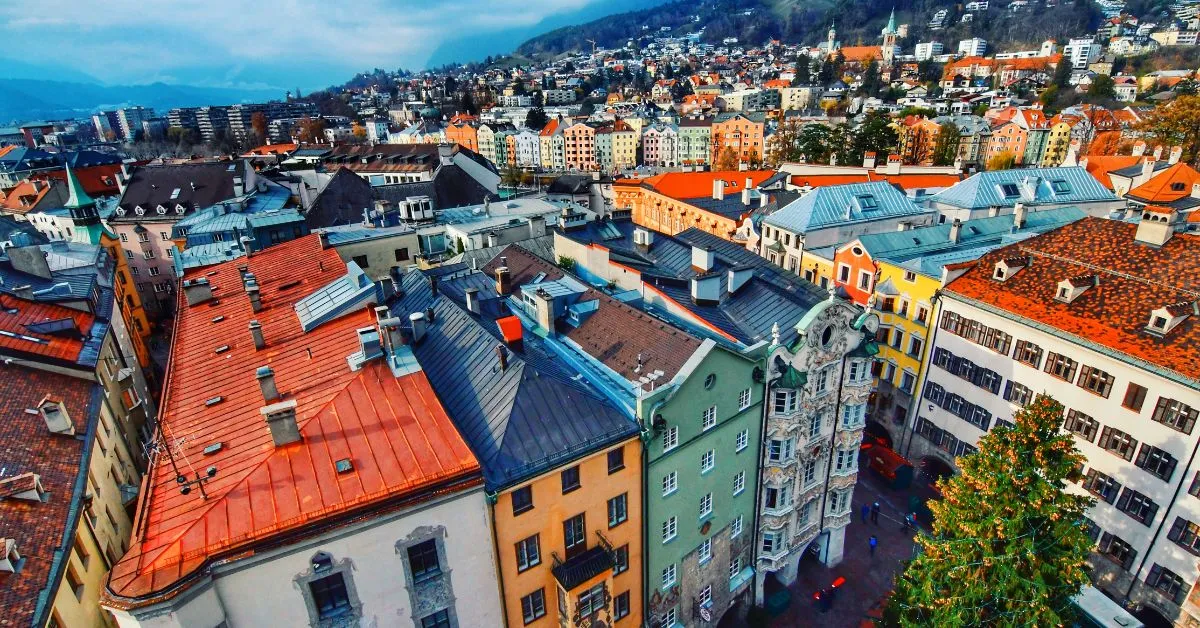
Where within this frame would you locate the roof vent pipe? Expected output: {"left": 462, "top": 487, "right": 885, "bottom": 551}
{"left": 410, "top": 312, "right": 427, "bottom": 343}
{"left": 249, "top": 320, "right": 265, "bottom": 350}
{"left": 256, "top": 366, "right": 279, "bottom": 403}
{"left": 248, "top": 283, "right": 262, "bottom": 312}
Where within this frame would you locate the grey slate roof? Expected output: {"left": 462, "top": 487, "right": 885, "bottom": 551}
{"left": 764, "top": 181, "right": 930, "bottom": 234}
{"left": 927, "top": 167, "right": 1118, "bottom": 209}
{"left": 395, "top": 270, "right": 638, "bottom": 491}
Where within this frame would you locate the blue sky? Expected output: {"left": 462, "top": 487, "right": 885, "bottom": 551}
{"left": 0, "top": 0, "right": 612, "bottom": 90}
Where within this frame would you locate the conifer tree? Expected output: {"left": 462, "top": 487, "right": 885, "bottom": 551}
{"left": 885, "top": 395, "right": 1094, "bottom": 627}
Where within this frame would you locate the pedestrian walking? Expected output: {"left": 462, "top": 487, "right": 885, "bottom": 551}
{"left": 869, "top": 535, "right": 878, "bottom": 557}
{"left": 870, "top": 501, "right": 880, "bottom": 525}
{"left": 860, "top": 503, "right": 870, "bottom": 524}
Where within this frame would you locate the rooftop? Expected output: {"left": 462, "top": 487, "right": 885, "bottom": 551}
{"left": 944, "top": 218, "right": 1200, "bottom": 386}
{"left": 106, "top": 235, "right": 480, "bottom": 605}
{"left": 929, "top": 167, "right": 1118, "bottom": 209}
{"left": 765, "top": 181, "right": 930, "bottom": 233}
{"left": 114, "top": 161, "right": 248, "bottom": 217}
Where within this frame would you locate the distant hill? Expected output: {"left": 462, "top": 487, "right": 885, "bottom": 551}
{"left": 0, "top": 79, "right": 286, "bottom": 124}
{"left": 516, "top": 0, "right": 1101, "bottom": 59}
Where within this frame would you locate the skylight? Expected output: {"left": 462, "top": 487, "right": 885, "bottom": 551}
{"left": 1000, "top": 183, "right": 1021, "bottom": 198}
{"left": 1050, "top": 180, "right": 1071, "bottom": 194}
{"left": 856, "top": 195, "right": 878, "bottom": 210}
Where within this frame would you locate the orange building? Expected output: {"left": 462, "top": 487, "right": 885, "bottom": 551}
{"left": 564, "top": 123, "right": 597, "bottom": 171}
{"left": 895, "top": 117, "right": 943, "bottom": 165}
{"left": 445, "top": 116, "right": 480, "bottom": 153}
{"left": 615, "top": 170, "right": 776, "bottom": 239}
{"left": 711, "top": 113, "right": 765, "bottom": 166}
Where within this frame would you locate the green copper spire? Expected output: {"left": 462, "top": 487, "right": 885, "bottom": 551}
{"left": 62, "top": 163, "right": 94, "bottom": 209}
{"left": 884, "top": 7, "right": 897, "bottom": 35}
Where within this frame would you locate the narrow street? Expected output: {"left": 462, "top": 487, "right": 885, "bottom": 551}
{"left": 769, "top": 461, "right": 940, "bottom": 627}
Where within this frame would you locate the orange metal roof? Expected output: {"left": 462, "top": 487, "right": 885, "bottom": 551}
{"left": 627, "top": 170, "right": 776, "bottom": 200}
{"left": 243, "top": 143, "right": 297, "bottom": 156}
{"left": 106, "top": 235, "right": 480, "bottom": 605}
{"left": 790, "top": 172, "right": 963, "bottom": 190}
{"left": 1127, "top": 162, "right": 1200, "bottom": 203}
{"left": 0, "top": 296, "right": 93, "bottom": 363}
{"left": 496, "top": 316, "right": 523, "bottom": 343}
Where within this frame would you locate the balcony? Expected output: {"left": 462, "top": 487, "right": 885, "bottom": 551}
{"left": 552, "top": 546, "right": 614, "bottom": 591}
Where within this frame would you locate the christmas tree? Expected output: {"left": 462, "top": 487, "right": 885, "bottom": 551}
{"left": 884, "top": 395, "right": 1095, "bottom": 626}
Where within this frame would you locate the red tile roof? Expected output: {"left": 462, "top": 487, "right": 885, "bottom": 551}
{"left": 37, "top": 163, "right": 123, "bottom": 197}
{"left": 106, "top": 235, "right": 480, "bottom": 606}
{"left": 0, "top": 365, "right": 94, "bottom": 626}
{"left": 790, "top": 172, "right": 963, "bottom": 190}
{"left": 945, "top": 218, "right": 1200, "bottom": 383}
{"left": 628, "top": 170, "right": 776, "bottom": 200}
{"left": 242, "top": 143, "right": 298, "bottom": 156}
{"left": 0, "top": 296, "right": 94, "bottom": 363}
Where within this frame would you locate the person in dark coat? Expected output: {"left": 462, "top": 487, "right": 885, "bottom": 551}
{"left": 870, "top": 501, "right": 881, "bottom": 524}
{"left": 860, "top": 503, "right": 870, "bottom": 524}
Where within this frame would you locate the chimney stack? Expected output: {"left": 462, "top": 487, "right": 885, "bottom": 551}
{"left": 1141, "top": 156, "right": 1155, "bottom": 182}
{"left": 691, "top": 245, "right": 715, "bottom": 272}
{"left": 496, "top": 344, "right": 509, "bottom": 371}
{"left": 256, "top": 366, "right": 279, "bottom": 403}
{"left": 1153, "top": 145, "right": 1164, "bottom": 161}
{"left": 863, "top": 151, "right": 877, "bottom": 169}
{"left": 38, "top": 397, "right": 74, "bottom": 435}
{"left": 713, "top": 178, "right": 725, "bottom": 200}
{"left": 249, "top": 320, "right": 265, "bottom": 350}
{"left": 949, "top": 218, "right": 962, "bottom": 243}
{"left": 1169, "top": 146, "right": 1182, "bottom": 165}
{"left": 1132, "top": 140, "right": 1147, "bottom": 157}
{"left": 465, "top": 287, "right": 480, "bottom": 313}
{"left": 262, "top": 400, "right": 301, "bottom": 447}
{"left": 409, "top": 312, "right": 427, "bottom": 343}
{"left": 318, "top": 231, "right": 330, "bottom": 249}
{"left": 1014, "top": 202, "right": 1027, "bottom": 229}
{"left": 495, "top": 260, "right": 512, "bottom": 296}
{"left": 233, "top": 177, "right": 245, "bottom": 197}
{"left": 248, "top": 284, "right": 262, "bottom": 312}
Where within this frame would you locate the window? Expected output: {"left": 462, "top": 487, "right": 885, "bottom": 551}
{"left": 1077, "top": 365, "right": 1114, "bottom": 397}
{"left": 66, "top": 565, "right": 85, "bottom": 601}
{"left": 768, "top": 438, "right": 794, "bottom": 462}
{"left": 577, "top": 583, "right": 606, "bottom": 617}
{"left": 1168, "top": 517, "right": 1200, "bottom": 556}
{"left": 1191, "top": 471, "right": 1200, "bottom": 498}
{"left": 1061, "top": 409, "right": 1099, "bottom": 442}
{"left": 899, "top": 371, "right": 916, "bottom": 394}
{"left": 761, "top": 531, "right": 782, "bottom": 555}
{"left": 890, "top": 329, "right": 904, "bottom": 350}
{"left": 515, "top": 535, "right": 541, "bottom": 572}
{"left": 119, "top": 233, "right": 128, "bottom": 242}
{"left": 407, "top": 540, "right": 442, "bottom": 584}
{"left": 733, "top": 471, "right": 746, "bottom": 495}
{"left": 738, "top": 388, "right": 752, "bottom": 410}
{"left": 908, "top": 336, "right": 924, "bottom": 358}
{"left": 731, "top": 515, "right": 744, "bottom": 538}
{"left": 394, "top": 248, "right": 410, "bottom": 262}
{"left": 838, "top": 264, "right": 851, "bottom": 282}
{"left": 1146, "top": 564, "right": 1187, "bottom": 604}
{"left": 613, "top": 544, "right": 629, "bottom": 575}
{"left": 1116, "top": 488, "right": 1159, "bottom": 526}
{"left": 608, "top": 494, "right": 628, "bottom": 528}
{"left": 809, "top": 412, "right": 823, "bottom": 438}
{"left": 698, "top": 492, "right": 714, "bottom": 520}
{"left": 1136, "top": 444, "right": 1177, "bottom": 482}
{"left": 802, "top": 459, "right": 817, "bottom": 486}
{"left": 352, "top": 255, "right": 369, "bottom": 268}
{"left": 765, "top": 485, "right": 791, "bottom": 511}
{"left": 126, "top": 250, "right": 134, "bottom": 260}
{"left": 662, "top": 516, "right": 678, "bottom": 543}
{"left": 915, "top": 304, "right": 930, "bottom": 325}
{"left": 1098, "top": 426, "right": 1138, "bottom": 461}
{"left": 512, "top": 486, "right": 533, "bottom": 515}
{"left": 835, "top": 447, "right": 857, "bottom": 473}
{"left": 699, "top": 537, "right": 712, "bottom": 563}
{"left": 1000, "top": 182, "right": 1020, "bottom": 197}
{"left": 699, "top": 583, "right": 713, "bottom": 609}
{"left": 660, "top": 607, "right": 677, "bottom": 628}
{"left": 736, "top": 429, "right": 749, "bottom": 452}
{"left": 142, "top": 250, "right": 155, "bottom": 260}
{"left": 309, "top": 572, "right": 352, "bottom": 620}
{"left": 662, "top": 471, "right": 678, "bottom": 496}
{"left": 848, "top": 360, "right": 866, "bottom": 383}
{"left": 521, "top": 589, "right": 547, "bottom": 625}
{"left": 561, "top": 466, "right": 581, "bottom": 493}
{"left": 1151, "top": 397, "right": 1198, "bottom": 434}
{"left": 563, "top": 514, "right": 587, "bottom": 558}
{"left": 773, "top": 390, "right": 797, "bottom": 414}
{"left": 1083, "top": 468, "right": 1122, "bottom": 504}
{"left": 661, "top": 563, "right": 677, "bottom": 588}
{"left": 663, "top": 426, "right": 679, "bottom": 451}
{"left": 614, "top": 591, "right": 630, "bottom": 620}
{"left": 1051, "top": 179, "right": 1072, "bottom": 194}
{"left": 939, "top": 311, "right": 1012, "bottom": 354}
{"left": 1003, "top": 381, "right": 1034, "bottom": 407}
{"left": 1045, "top": 353, "right": 1079, "bottom": 382}
{"left": 1098, "top": 532, "right": 1136, "bottom": 570}
{"left": 148, "top": 266, "right": 161, "bottom": 276}
{"left": 607, "top": 447, "right": 625, "bottom": 474}
{"left": 702, "top": 405, "right": 717, "bottom": 431}
{"left": 701, "top": 449, "right": 715, "bottom": 473}
{"left": 1122, "top": 383, "right": 1148, "bottom": 412}
{"left": 858, "top": 270, "right": 872, "bottom": 290}
{"left": 829, "top": 489, "right": 849, "bottom": 514}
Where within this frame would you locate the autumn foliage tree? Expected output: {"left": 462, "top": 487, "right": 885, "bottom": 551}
{"left": 987, "top": 151, "right": 1017, "bottom": 171}
{"left": 884, "top": 395, "right": 1094, "bottom": 627}
{"left": 1139, "top": 95, "right": 1200, "bottom": 165}
{"left": 714, "top": 146, "right": 739, "bottom": 170}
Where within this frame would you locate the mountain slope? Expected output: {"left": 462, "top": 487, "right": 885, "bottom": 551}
{"left": 0, "top": 79, "right": 285, "bottom": 124}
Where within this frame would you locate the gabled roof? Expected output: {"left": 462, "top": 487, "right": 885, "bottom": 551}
{"left": 1125, "top": 162, "right": 1200, "bottom": 208}
{"left": 624, "top": 170, "right": 776, "bottom": 202}
{"left": 765, "top": 181, "right": 930, "bottom": 233}
{"left": 944, "top": 218, "right": 1200, "bottom": 386}
{"left": 115, "top": 162, "right": 246, "bottom": 216}
{"left": 1080, "top": 155, "right": 1142, "bottom": 190}
{"left": 928, "top": 167, "right": 1117, "bottom": 209}
{"left": 106, "top": 235, "right": 479, "bottom": 605}
{"left": 0, "top": 294, "right": 97, "bottom": 365}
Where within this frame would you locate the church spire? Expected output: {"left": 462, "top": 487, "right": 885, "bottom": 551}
{"left": 883, "top": 7, "right": 897, "bottom": 35}
{"left": 63, "top": 162, "right": 94, "bottom": 210}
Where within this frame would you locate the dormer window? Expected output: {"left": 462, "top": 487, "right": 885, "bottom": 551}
{"left": 1146, "top": 302, "right": 1195, "bottom": 336}
{"left": 1056, "top": 275, "right": 1095, "bottom": 304}
{"left": 175, "top": 204, "right": 186, "bottom": 213}
{"left": 0, "top": 539, "right": 22, "bottom": 574}
{"left": 0, "top": 472, "right": 46, "bottom": 503}
{"left": 1050, "top": 180, "right": 1071, "bottom": 194}
{"left": 134, "top": 206, "right": 145, "bottom": 216}
{"left": 156, "top": 206, "right": 167, "bottom": 215}
{"left": 1000, "top": 183, "right": 1021, "bottom": 198}
{"left": 993, "top": 256, "right": 1027, "bottom": 282}
{"left": 856, "top": 195, "right": 878, "bottom": 210}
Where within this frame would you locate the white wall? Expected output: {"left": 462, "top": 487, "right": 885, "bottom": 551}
{"left": 111, "top": 488, "right": 502, "bottom": 628}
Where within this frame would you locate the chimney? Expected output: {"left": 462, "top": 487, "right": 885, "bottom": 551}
{"left": 318, "top": 231, "right": 330, "bottom": 249}
{"left": 464, "top": 287, "right": 480, "bottom": 313}
{"left": 742, "top": 186, "right": 751, "bottom": 206}
{"left": 249, "top": 320, "right": 265, "bottom": 350}
{"left": 496, "top": 344, "right": 509, "bottom": 371}
{"left": 233, "top": 177, "right": 245, "bottom": 197}
{"left": 495, "top": 263, "right": 512, "bottom": 296}
{"left": 988, "top": 206, "right": 1000, "bottom": 217}
{"left": 713, "top": 178, "right": 725, "bottom": 200}
{"left": 1014, "top": 202, "right": 1028, "bottom": 229}
{"left": 38, "top": 397, "right": 74, "bottom": 435}
{"left": 885, "top": 154, "right": 902, "bottom": 175}
{"left": 1169, "top": 146, "right": 1182, "bottom": 165}
{"left": 896, "top": 222, "right": 910, "bottom": 232}
{"left": 1153, "top": 145, "right": 1164, "bottom": 161}
{"left": 1191, "top": 182, "right": 1200, "bottom": 199}
{"left": 1140, "top": 157, "right": 1155, "bottom": 183}
{"left": 728, "top": 266, "right": 753, "bottom": 294}
{"left": 533, "top": 288, "right": 556, "bottom": 331}
{"left": 1132, "top": 140, "right": 1147, "bottom": 157}
{"left": 691, "top": 245, "right": 715, "bottom": 272}
{"left": 256, "top": 365, "right": 280, "bottom": 402}
{"left": 1135, "top": 206, "right": 1177, "bottom": 246}
{"left": 949, "top": 218, "right": 962, "bottom": 243}
{"left": 409, "top": 311, "right": 427, "bottom": 343}
{"left": 863, "top": 151, "right": 877, "bottom": 169}
{"left": 182, "top": 278, "right": 213, "bottom": 306}
{"left": 248, "top": 283, "right": 262, "bottom": 312}
{"left": 262, "top": 399, "right": 301, "bottom": 447}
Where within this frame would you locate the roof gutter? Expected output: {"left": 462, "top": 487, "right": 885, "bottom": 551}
{"left": 31, "top": 383, "right": 102, "bottom": 627}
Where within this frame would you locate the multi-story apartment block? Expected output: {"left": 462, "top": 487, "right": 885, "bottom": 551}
{"left": 1064, "top": 36, "right": 1102, "bottom": 69}
{"left": 617, "top": 170, "right": 778, "bottom": 239}
{"left": 116, "top": 107, "right": 154, "bottom": 142}
{"left": 958, "top": 37, "right": 988, "bottom": 56}
{"left": 564, "top": 122, "right": 597, "bottom": 171}
{"left": 540, "top": 118, "right": 566, "bottom": 171}
{"left": 711, "top": 113, "right": 766, "bottom": 166}
{"left": 915, "top": 41, "right": 945, "bottom": 61}
{"left": 515, "top": 128, "right": 542, "bottom": 169}
{"left": 904, "top": 215, "right": 1200, "bottom": 627}
{"left": 195, "top": 106, "right": 230, "bottom": 141}
{"left": 926, "top": 166, "right": 1124, "bottom": 222}
{"left": 103, "top": 236, "right": 504, "bottom": 628}
{"left": 679, "top": 117, "right": 713, "bottom": 166}
{"left": 642, "top": 123, "right": 680, "bottom": 168}
{"left": 477, "top": 122, "right": 498, "bottom": 165}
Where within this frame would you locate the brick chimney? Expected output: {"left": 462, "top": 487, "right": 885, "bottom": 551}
{"left": 495, "top": 258, "right": 511, "bottom": 296}
{"left": 949, "top": 218, "right": 962, "bottom": 243}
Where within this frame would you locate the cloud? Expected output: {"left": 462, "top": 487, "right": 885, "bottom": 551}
{"left": 0, "top": 0, "right": 595, "bottom": 89}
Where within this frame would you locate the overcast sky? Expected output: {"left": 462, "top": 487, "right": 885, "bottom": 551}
{"left": 0, "top": 0, "right": 598, "bottom": 89}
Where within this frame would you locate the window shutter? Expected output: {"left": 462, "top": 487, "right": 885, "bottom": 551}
{"left": 1004, "top": 381, "right": 1013, "bottom": 401}
{"left": 1116, "top": 488, "right": 1131, "bottom": 511}
{"left": 1146, "top": 501, "right": 1159, "bottom": 526}
{"left": 1168, "top": 517, "right": 1186, "bottom": 543}
{"left": 1135, "top": 444, "right": 1148, "bottom": 468}
{"left": 1167, "top": 456, "right": 1178, "bottom": 481}
{"left": 1147, "top": 563, "right": 1162, "bottom": 586}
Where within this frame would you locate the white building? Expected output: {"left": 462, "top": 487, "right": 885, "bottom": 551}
{"left": 542, "top": 88, "right": 576, "bottom": 104}
{"left": 117, "top": 107, "right": 154, "bottom": 142}
{"left": 905, "top": 215, "right": 1200, "bottom": 627}
{"left": 915, "top": 42, "right": 945, "bottom": 61}
{"left": 958, "top": 37, "right": 988, "bottom": 56}
{"left": 514, "top": 128, "right": 542, "bottom": 169}
{"left": 1064, "top": 37, "right": 1103, "bottom": 69}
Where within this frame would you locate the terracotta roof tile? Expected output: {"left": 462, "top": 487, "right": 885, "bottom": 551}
{"left": 945, "top": 218, "right": 1200, "bottom": 383}
{"left": 0, "top": 296, "right": 94, "bottom": 363}
{"left": 106, "top": 235, "right": 480, "bottom": 606}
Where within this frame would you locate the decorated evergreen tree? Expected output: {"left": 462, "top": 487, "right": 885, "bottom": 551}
{"left": 885, "top": 395, "right": 1094, "bottom": 627}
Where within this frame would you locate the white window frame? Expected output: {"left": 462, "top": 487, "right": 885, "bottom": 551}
{"left": 662, "top": 516, "right": 677, "bottom": 543}
{"left": 702, "top": 405, "right": 717, "bottom": 431}
{"left": 731, "top": 515, "right": 743, "bottom": 538}
{"left": 701, "top": 449, "right": 715, "bottom": 473}
{"left": 736, "top": 429, "right": 749, "bottom": 452}
{"left": 699, "top": 538, "right": 712, "bottom": 565}
{"left": 663, "top": 426, "right": 678, "bottom": 452}
{"left": 738, "top": 388, "right": 751, "bottom": 410}
{"left": 662, "top": 471, "right": 678, "bottom": 496}
{"left": 733, "top": 471, "right": 745, "bottom": 495}
{"left": 700, "top": 493, "right": 713, "bottom": 519}
{"left": 661, "top": 563, "right": 677, "bottom": 589}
